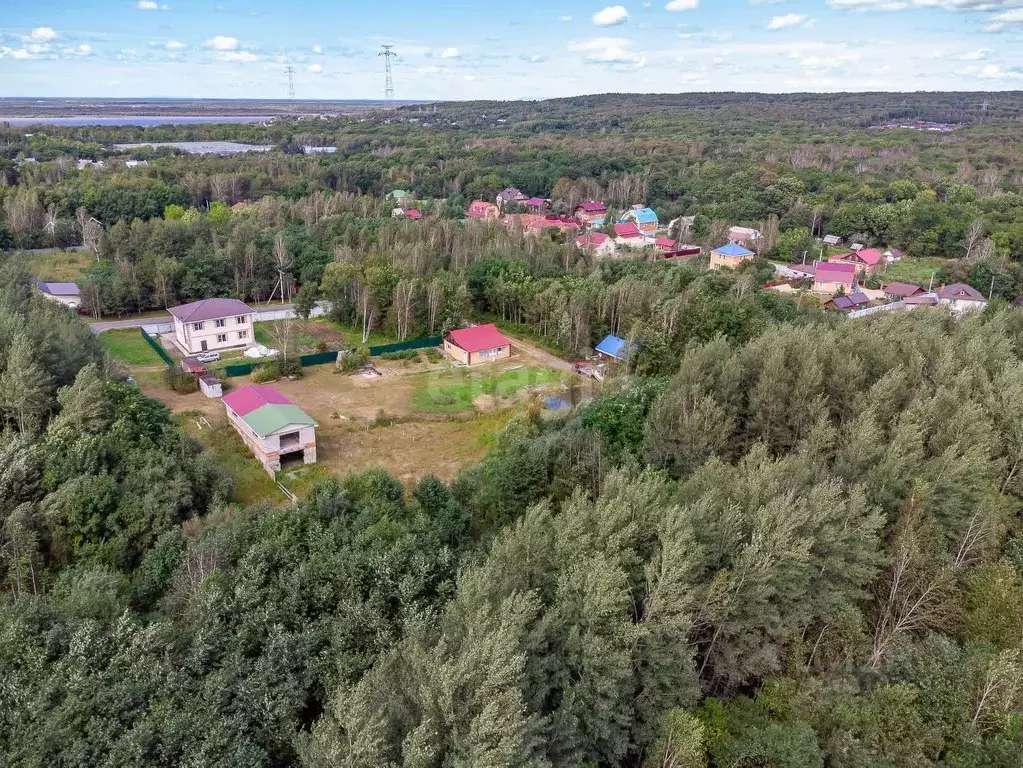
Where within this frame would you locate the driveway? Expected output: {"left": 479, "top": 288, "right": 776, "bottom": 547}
{"left": 508, "top": 335, "right": 575, "bottom": 373}
{"left": 88, "top": 301, "right": 311, "bottom": 335}
{"left": 89, "top": 315, "right": 173, "bottom": 334}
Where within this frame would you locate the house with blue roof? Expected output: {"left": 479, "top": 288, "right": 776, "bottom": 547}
{"left": 710, "top": 242, "right": 756, "bottom": 270}
{"left": 619, "top": 205, "right": 659, "bottom": 235}
{"left": 595, "top": 334, "right": 639, "bottom": 363}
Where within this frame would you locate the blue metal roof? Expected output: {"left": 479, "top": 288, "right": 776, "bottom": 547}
{"left": 623, "top": 207, "right": 658, "bottom": 224}
{"left": 589, "top": 217, "right": 605, "bottom": 227}
{"left": 595, "top": 334, "right": 638, "bottom": 360}
{"left": 713, "top": 243, "right": 755, "bottom": 257}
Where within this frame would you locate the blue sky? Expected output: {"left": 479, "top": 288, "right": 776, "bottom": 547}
{"left": 2, "top": 0, "right": 1023, "bottom": 99}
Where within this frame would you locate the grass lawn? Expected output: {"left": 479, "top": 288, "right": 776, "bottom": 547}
{"left": 411, "top": 365, "right": 564, "bottom": 414}
{"left": 879, "top": 257, "right": 946, "bottom": 287}
{"left": 99, "top": 329, "right": 165, "bottom": 367}
{"left": 21, "top": 248, "right": 93, "bottom": 282}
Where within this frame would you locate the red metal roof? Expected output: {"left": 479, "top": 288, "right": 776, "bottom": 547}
{"left": 614, "top": 222, "right": 643, "bottom": 239}
{"left": 222, "top": 384, "right": 292, "bottom": 417}
{"left": 403, "top": 208, "right": 423, "bottom": 219}
{"left": 655, "top": 236, "right": 677, "bottom": 249}
{"left": 577, "top": 201, "right": 607, "bottom": 213}
{"left": 447, "top": 323, "right": 512, "bottom": 354}
{"left": 577, "top": 232, "right": 609, "bottom": 246}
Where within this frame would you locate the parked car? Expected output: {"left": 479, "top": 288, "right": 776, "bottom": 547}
{"left": 196, "top": 351, "right": 221, "bottom": 363}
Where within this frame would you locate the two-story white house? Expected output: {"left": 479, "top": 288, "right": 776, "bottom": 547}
{"left": 168, "top": 298, "right": 254, "bottom": 355}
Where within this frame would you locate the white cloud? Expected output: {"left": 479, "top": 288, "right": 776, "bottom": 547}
{"left": 307, "top": 63, "right": 322, "bottom": 73}
{"left": 216, "top": 50, "right": 258, "bottom": 62}
{"left": 440, "top": 47, "right": 460, "bottom": 58}
{"left": 63, "top": 44, "right": 92, "bottom": 56}
{"left": 957, "top": 48, "right": 989, "bottom": 59}
{"left": 991, "top": 9, "right": 1023, "bottom": 23}
{"left": 975, "top": 63, "right": 1023, "bottom": 77}
{"left": 464, "top": 74, "right": 478, "bottom": 81}
{"left": 136, "top": 1, "right": 169, "bottom": 9}
{"left": 559, "top": 15, "right": 573, "bottom": 21}
{"left": 768, "top": 13, "right": 808, "bottom": 29}
{"left": 27, "top": 27, "right": 58, "bottom": 42}
{"left": 569, "top": 36, "right": 647, "bottom": 68}
{"left": 593, "top": 5, "right": 629, "bottom": 26}
{"left": 166, "top": 40, "right": 187, "bottom": 50}
{"left": 312, "top": 43, "right": 323, "bottom": 54}
{"left": 205, "top": 35, "right": 239, "bottom": 50}
{"left": 666, "top": 0, "right": 699, "bottom": 9}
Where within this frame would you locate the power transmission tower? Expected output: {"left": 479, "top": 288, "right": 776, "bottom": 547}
{"left": 284, "top": 64, "right": 296, "bottom": 100}
{"left": 379, "top": 45, "right": 397, "bottom": 99}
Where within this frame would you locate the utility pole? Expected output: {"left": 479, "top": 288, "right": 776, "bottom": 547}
{"left": 284, "top": 64, "right": 296, "bottom": 101}
{"left": 379, "top": 45, "right": 397, "bottom": 99}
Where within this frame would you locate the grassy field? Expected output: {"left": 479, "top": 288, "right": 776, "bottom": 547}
{"left": 99, "top": 329, "right": 165, "bottom": 366}
{"left": 411, "top": 365, "right": 563, "bottom": 414}
{"left": 879, "top": 257, "right": 946, "bottom": 287}
{"left": 21, "top": 248, "right": 93, "bottom": 282}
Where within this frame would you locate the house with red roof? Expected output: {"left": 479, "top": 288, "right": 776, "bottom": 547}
{"left": 883, "top": 281, "right": 925, "bottom": 299}
{"left": 467, "top": 200, "right": 500, "bottom": 220}
{"left": 574, "top": 200, "right": 608, "bottom": 226}
{"left": 443, "top": 323, "right": 512, "bottom": 366}
{"left": 812, "top": 261, "right": 857, "bottom": 295}
{"left": 576, "top": 231, "right": 616, "bottom": 257}
{"left": 525, "top": 197, "right": 548, "bottom": 213}
{"left": 529, "top": 215, "right": 578, "bottom": 236}
{"left": 169, "top": 298, "right": 254, "bottom": 355}
{"left": 614, "top": 222, "right": 645, "bottom": 246}
{"left": 393, "top": 207, "right": 423, "bottom": 220}
{"left": 223, "top": 384, "right": 318, "bottom": 475}
{"left": 830, "top": 247, "right": 884, "bottom": 274}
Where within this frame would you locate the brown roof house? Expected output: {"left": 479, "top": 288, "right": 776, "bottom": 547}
{"left": 937, "top": 283, "right": 987, "bottom": 314}
{"left": 169, "top": 298, "right": 254, "bottom": 355}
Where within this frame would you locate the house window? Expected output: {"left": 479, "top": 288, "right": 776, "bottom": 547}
{"left": 192, "top": 321, "right": 204, "bottom": 331}
{"left": 216, "top": 334, "right": 228, "bottom": 343}
{"left": 238, "top": 330, "right": 248, "bottom": 340}
{"left": 236, "top": 316, "right": 247, "bottom": 324}
{"left": 215, "top": 318, "right": 226, "bottom": 328}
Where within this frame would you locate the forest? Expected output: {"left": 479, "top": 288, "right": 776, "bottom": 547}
{"left": 1, "top": 92, "right": 1022, "bottom": 766}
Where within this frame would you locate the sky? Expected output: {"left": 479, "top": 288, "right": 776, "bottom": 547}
{"left": 2, "top": 0, "right": 1023, "bottom": 101}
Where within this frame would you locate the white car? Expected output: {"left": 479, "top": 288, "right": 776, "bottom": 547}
{"left": 196, "top": 351, "right": 221, "bottom": 363}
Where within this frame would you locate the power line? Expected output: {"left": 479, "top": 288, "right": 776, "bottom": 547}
{"left": 379, "top": 45, "right": 397, "bottom": 99}
{"left": 282, "top": 63, "right": 294, "bottom": 100}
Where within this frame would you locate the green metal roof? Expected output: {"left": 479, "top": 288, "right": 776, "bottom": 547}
{"left": 241, "top": 403, "right": 317, "bottom": 438}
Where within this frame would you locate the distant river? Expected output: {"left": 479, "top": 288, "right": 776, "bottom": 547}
{"left": 1, "top": 116, "right": 274, "bottom": 127}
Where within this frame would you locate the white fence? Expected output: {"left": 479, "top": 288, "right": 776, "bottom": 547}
{"left": 847, "top": 301, "right": 905, "bottom": 320}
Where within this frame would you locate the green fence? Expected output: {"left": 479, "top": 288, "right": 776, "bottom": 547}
{"left": 221, "top": 338, "right": 439, "bottom": 379}
{"left": 140, "top": 328, "right": 173, "bottom": 367}
{"left": 368, "top": 336, "right": 442, "bottom": 356}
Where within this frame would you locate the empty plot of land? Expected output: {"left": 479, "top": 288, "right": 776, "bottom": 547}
{"left": 114, "top": 141, "right": 273, "bottom": 154}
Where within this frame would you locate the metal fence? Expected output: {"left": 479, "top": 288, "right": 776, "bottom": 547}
{"left": 139, "top": 328, "right": 174, "bottom": 366}
{"left": 368, "top": 336, "right": 442, "bottom": 356}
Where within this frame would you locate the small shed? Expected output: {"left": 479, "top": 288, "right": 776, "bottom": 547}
{"left": 198, "top": 373, "right": 223, "bottom": 399}
{"left": 181, "top": 356, "right": 207, "bottom": 374}
{"left": 223, "top": 385, "right": 317, "bottom": 475}
{"left": 37, "top": 281, "right": 82, "bottom": 309}
{"left": 595, "top": 334, "right": 638, "bottom": 363}
{"left": 444, "top": 323, "right": 512, "bottom": 366}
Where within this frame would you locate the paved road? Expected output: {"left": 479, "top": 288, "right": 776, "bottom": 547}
{"left": 89, "top": 315, "right": 172, "bottom": 334}
{"left": 88, "top": 302, "right": 303, "bottom": 334}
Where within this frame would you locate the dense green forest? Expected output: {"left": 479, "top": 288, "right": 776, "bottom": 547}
{"left": 1, "top": 93, "right": 1023, "bottom": 766}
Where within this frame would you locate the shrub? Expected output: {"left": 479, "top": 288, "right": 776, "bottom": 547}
{"left": 338, "top": 347, "right": 369, "bottom": 373}
{"left": 164, "top": 367, "right": 199, "bottom": 393}
{"left": 252, "top": 363, "right": 278, "bottom": 383}
{"left": 253, "top": 357, "right": 304, "bottom": 383}
{"left": 379, "top": 349, "right": 419, "bottom": 361}
{"left": 424, "top": 347, "right": 444, "bottom": 363}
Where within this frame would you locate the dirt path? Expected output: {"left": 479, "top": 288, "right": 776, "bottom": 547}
{"left": 507, "top": 335, "right": 575, "bottom": 373}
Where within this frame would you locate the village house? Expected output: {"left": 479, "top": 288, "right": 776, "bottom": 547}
{"left": 654, "top": 236, "right": 677, "bottom": 252}
{"left": 576, "top": 231, "right": 617, "bottom": 257}
{"left": 444, "top": 323, "right": 512, "bottom": 366}
{"left": 813, "top": 261, "right": 857, "bottom": 295}
{"left": 37, "top": 281, "right": 82, "bottom": 309}
{"left": 169, "top": 298, "right": 254, "bottom": 355}
{"left": 619, "top": 205, "right": 659, "bottom": 236}
{"left": 937, "top": 283, "right": 987, "bottom": 314}
{"left": 467, "top": 200, "right": 500, "bottom": 220}
{"left": 710, "top": 242, "right": 755, "bottom": 270}
{"left": 392, "top": 207, "right": 423, "bottom": 220}
{"left": 386, "top": 189, "right": 410, "bottom": 204}
{"left": 822, "top": 234, "right": 844, "bottom": 246}
{"left": 496, "top": 187, "right": 528, "bottom": 208}
{"left": 825, "top": 291, "right": 871, "bottom": 312}
{"left": 223, "top": 385, "right": 317, "bottom": 476}
{"left": 883, "top": 281, "right": 925, "bottom": 300}
{"left": 613, "top": 222, "right": 646, "bottom": 247}
{"left": 529, "top": 215, "right": 578, "bottom": 236}
{"left": 728, "top": 226, "right": 761, "bottom": 246}
{"left": 595, "top": 334, "right": 638, "bottom": 363}
{"left": 830, "top": 247, "right": 884, "bottom": 274}
{"left": 575, "top": 201, "right": 608, "bottom": 226}
{"left": 525, "top": 197, "right": 548, "bottom": 213}
{"left": 774, "top": 263, "right": 815, "bottom": 280}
